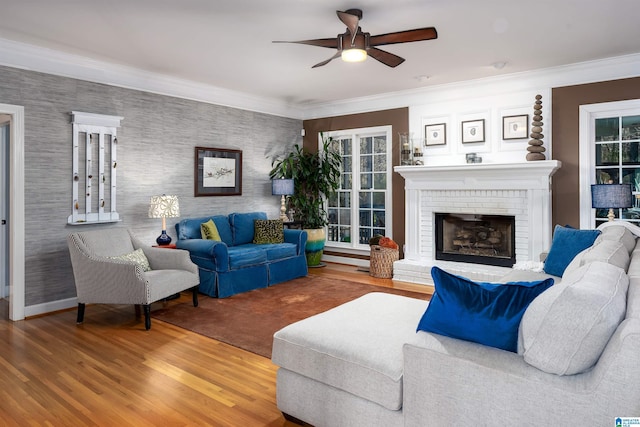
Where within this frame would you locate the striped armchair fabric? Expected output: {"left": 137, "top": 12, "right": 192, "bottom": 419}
{"left": 67, "top": 228, "right": 199, "bottom": 330}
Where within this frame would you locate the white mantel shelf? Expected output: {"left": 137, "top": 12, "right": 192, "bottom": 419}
{"left": 393, "top": 160, "right": 562, "bottom": 285}
{"left": 394, "top": 160, "right": 562, "bottom": 190}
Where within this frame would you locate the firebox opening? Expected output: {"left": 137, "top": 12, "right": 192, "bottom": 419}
{"left": 435, "top": 213, "right": 516, "bottom": 267}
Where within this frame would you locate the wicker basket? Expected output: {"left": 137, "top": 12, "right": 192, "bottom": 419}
{"left": 369, "top": 245, "right": 399, "bottom": 278}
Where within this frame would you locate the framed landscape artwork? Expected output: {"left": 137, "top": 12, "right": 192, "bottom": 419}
{"left": 194, "top": 147, "right": 242, "bottom": 196}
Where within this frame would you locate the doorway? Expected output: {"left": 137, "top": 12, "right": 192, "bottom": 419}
{"left": 0, "top": 103, "right": 25, "bottom": 321}
{"left": 0, "top": 116, "right": 9, "bottom": 303}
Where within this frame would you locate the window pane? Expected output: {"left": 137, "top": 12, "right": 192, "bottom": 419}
{"left": 339, "top": 209, "right": 351, "bottom": 225}
{"left": 622, "top": 142, "right": 640, "bottom": 164}
{"left": 373, "top": 210, "right": 385, "bottom": 227}
{"left": 360, "top": 155, "right": 372, "bottom": 173}
{"left": 622, "top": 168, "right": 640, "bottom": 191}
{"left": 341, "top": 139, "right": 352, "bottom": 155}
{"left": 374, "top": 154, "right": 387, "bottom": 172}
{"left": 595, "top": 117, "right": 619, "bottom": 142}
{"left": 360, "top": 137, "right": 373, "bottom": 155}
{"left": 339, "top": 226, "right": 351, "bottom": 242}
{"left": 342, "top": 173, "right": 352, "bottom": 189}
{"left": 359, "top": 228, "right": 372, "bottom": 245}
{"left": 622, "top": 115, "right": 640, "bottom": 140}
{"left": 595, "top": 143, "right": 619, "bottom": 166}
{"left": 374, "top": 136, "right": 386, "bottom": 153}
{"left": 372, "top": 192, "right": 385, "bottom": 209}
{"left": 374, "top": 173, "right": 386, "bottom": 189}
{"left": 327, "top": 192, "right": 338, "bottom": 207}
{"left": 596, "top": 168, "right": 619, "bottom": 184}
{"left": 359, "top": 191, "right": 372, "bottom": 207}
{"left": 339, "top": 191, "right": 351, "bottom": 208}
{"left": 343, "top": 157, "right": 352, "bottom": 173}
{"left": 361, "top": 173, "right": 372, "bottom": 189}
{"left": 328, "top": 225, "right": 339, "bottom": 242}
{"left": 359, "top": 210, "right": 371, "bottom": 226}
{"left": 328, "top": 208, "right": 337, "bottom": 223}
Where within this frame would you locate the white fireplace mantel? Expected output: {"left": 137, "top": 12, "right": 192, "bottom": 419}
{"left": 393, "top": 160, "right": 562, "bottom": 284}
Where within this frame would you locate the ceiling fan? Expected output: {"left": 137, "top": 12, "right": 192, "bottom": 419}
{"left": 274, "top": 8, "right": 438, "bottom": 68}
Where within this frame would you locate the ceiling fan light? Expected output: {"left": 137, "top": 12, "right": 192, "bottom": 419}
{"left": 341, "top": 48, "right": 367, "bottom": 63}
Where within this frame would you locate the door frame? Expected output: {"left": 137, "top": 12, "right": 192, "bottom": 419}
{"left": 0, "top": 103, "right": 25, "bottom": 321}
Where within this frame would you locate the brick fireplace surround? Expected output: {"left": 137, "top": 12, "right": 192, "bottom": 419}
{"left": 393, "top": 161, "right": 561, "bottom": 285}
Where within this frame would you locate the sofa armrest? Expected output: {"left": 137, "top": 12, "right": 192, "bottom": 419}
{"left": 176, "top": 239, "right": 230, "bottom": 271}
{"left": 284, "top": 229, "right": 307, "bottom": 255}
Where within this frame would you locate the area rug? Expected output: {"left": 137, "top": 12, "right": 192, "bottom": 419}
{"left": 151, "top": 275, "right": 430, "bottom": 358}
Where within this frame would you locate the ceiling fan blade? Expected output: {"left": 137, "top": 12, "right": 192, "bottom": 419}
{"left": 367, "top": 47, "right": 405, "bottom": 68}
{"left": 370, "top": 27, "right": 438, "bottom": 46}
{"left": 312, "top": 51, "right": 342, "bottom": 68}
{"left": 272, "top": 37, "right": 338, "bottom": 49}
{"left": 337, "top": 9, "right": 361, "bottom": 43}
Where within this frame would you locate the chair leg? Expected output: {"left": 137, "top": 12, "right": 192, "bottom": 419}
{"left": 192, "top": 286, "right": 199, "bottom": 307}
{"left": 76, "top": 303, "right": 85, "bottom": 324}
{"left": 143, "top": 304, "right": 151, "bottom": 330}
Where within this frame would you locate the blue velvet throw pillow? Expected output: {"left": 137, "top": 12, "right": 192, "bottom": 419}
{"left": 417, "top": 267, "right": 554, "bottom": 352}
{"left": 543, "top": 225, "right": 601, "bottom": 277}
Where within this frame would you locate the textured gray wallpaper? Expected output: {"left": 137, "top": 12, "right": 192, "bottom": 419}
{"left": 0, "top": 65, "right": 302, "bottom": 306}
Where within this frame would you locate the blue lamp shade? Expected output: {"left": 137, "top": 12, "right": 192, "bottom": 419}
{"left": 591, "top": 183, "right": 634, "bottom": 222}
{"left": 272, "top": 179, "right": 295, "bottom": 196}
{"left": 591, "top": 184, "right": 634, "bottom": 208}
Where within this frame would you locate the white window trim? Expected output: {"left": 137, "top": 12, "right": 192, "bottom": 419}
{"left": 579, "top": 99, "right": 640, "bottom": 228}
{"left": 322, "top": 125, "right": 393, "bottom": 255}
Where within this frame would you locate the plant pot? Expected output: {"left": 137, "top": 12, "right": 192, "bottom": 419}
{"left": 304, "top": 228, "right": 326, "bottom": 267}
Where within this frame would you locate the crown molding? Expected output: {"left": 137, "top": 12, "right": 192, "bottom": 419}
{"left": 300, "top": 53, "right": 640, "bottom": 120}
{"left": 0, "top": 37, "right": 638, "bottom": 121}
{"left": 0, "top": 38, "right": 302, "bottom": 119}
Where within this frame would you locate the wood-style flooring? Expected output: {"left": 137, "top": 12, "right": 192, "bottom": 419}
{"left": 0, "top": 263, "right": 432, "bottom": 426}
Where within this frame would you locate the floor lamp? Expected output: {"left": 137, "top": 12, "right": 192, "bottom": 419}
{"left": 591, "top": 183, "right": 634, "bottom": 222}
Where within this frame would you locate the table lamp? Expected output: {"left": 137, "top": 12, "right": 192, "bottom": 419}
{"left": 591, "top": 183, "right": 634, "bottom": 221}
{"left": 148, "top": 194, "right": 180, "bottom": 245}
{"left": 272, "top": 178, "right": 294, "bottom": 221}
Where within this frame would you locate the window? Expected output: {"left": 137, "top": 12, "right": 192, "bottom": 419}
{"left": 579, "top": 100, "right": 640, "bottom": 228}
{"left": 324, "top": 126, "right": 393, "bottom": 251}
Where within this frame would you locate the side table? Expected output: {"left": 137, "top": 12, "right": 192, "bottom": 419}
{"left": 283, "top": 221, "right": 304, "bottom": 230}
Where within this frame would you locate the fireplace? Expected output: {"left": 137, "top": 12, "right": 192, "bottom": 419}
{"left": 435, "top": 213, "right": 516, "bottom": 267}
{"left": 392, "top": 161, "right": 561, "bottom": 284}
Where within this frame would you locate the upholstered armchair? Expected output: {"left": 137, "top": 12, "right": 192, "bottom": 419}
{"left": 67, "top": 228, "right": 199, "bottom": 330}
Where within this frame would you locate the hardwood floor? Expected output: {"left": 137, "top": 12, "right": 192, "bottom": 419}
{"left": 0, "top": 263, "right": 432, "bottom": 426}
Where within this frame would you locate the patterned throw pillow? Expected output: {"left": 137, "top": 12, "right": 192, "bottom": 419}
{"left": 200, "top": 219, "right": 221, "bottom": 241}
{"left": 253, "top": 219, "right": 284, "bottom": 244}
{"left": 109, "top": 248, "right": 152, "bottom": 272}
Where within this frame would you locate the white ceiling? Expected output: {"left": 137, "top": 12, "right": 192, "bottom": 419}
{"left": 1, "top": 0, "right": 639, "bottom": 109}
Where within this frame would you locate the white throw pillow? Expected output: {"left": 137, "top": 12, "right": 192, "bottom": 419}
{"left": 518, "top": 261, "right": 628, "bottom": 375}
{"left": 109, "top": 248, "right": 152, "bottom": 272}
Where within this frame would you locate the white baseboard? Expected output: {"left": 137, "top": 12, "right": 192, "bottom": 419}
{"left": 24, "top": 297, "right": 77, "bottom": 318}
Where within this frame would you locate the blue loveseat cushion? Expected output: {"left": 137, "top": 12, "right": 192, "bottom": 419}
{"left": 417, "top": 266, "right": 554, "bottom": 352}
{"left": 227, "top": 245, "right": 268, "bottom": 269}
{"left": 543, "top": 225, "right": 601, "bottom": 276}
{"left": 230, "top": 212, "right": 268, "bottom": 245}
{"left": 176, "top": 215, "right": 233, "bottom": 245}
{"left": 263, "top": 243, "right": 297, "bottom": 261}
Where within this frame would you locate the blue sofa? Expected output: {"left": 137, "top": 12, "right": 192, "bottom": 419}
{"left": 175, "top": 212, "right": 308, "bottom": 298}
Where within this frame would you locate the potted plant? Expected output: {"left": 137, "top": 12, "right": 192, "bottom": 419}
{"left": 270, "top": 135, "right": 341, "bottom": 266}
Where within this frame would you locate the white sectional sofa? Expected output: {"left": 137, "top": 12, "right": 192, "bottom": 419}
{"left": 272, "top": 223, "right": 640, "bottom": 426}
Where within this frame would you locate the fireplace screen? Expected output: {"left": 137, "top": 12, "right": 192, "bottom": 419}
{"left": 435, "top": 213, "right": 516, "bottom": 267}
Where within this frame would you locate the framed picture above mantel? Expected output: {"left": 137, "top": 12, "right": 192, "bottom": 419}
{"left": 461, "top": 119, "right": 485, "bottom": 143}
{"left": 502, "top": 114, "right": 529, "bottom": 140}
{"left": 194, "top": 147, "right": 242, "bottom": 196}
